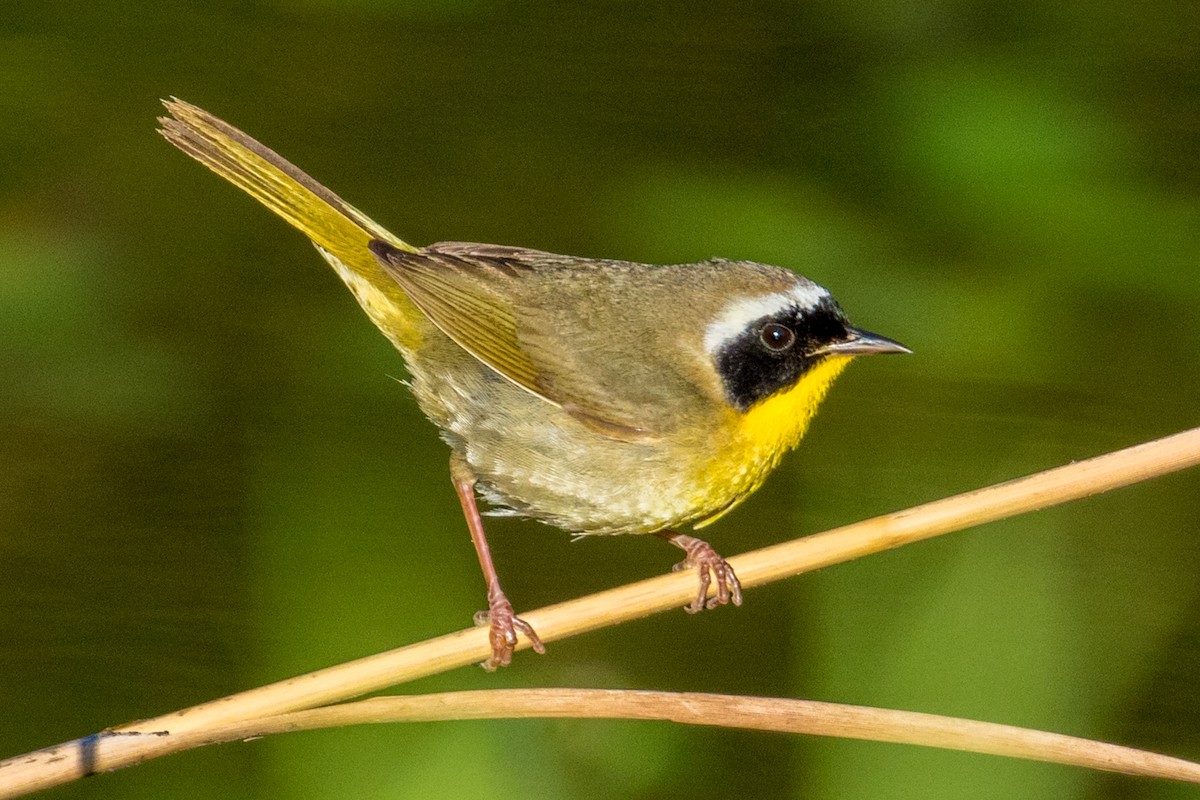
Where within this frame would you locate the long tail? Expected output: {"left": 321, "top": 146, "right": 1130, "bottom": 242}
{"left": 158, "top": 98, "right": 423, "bottom": 350}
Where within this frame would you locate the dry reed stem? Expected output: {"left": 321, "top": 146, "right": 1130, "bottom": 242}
{"left": 14, "top": 691, "right": 1200, "bottom": 789}
{"left": 2, "top": 425, "right": 1199, "bottom": 797}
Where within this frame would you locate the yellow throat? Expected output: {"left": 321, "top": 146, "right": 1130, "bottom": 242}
{"left": 694, "top": 354, "right": 854, "bottom": 527}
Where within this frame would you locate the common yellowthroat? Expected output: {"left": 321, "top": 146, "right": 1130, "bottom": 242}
{"left": 159, "top": 99, "right": 908, "bottom": 670}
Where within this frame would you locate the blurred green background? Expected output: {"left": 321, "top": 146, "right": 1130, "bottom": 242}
{"left": 2, "top": 1, "right": 1198, "bottom": 798}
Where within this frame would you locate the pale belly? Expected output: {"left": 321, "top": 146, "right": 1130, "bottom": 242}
{"left": 411, "top": 369, "right": 789, "bottom": 536}
{"left": 404, "top": 330, "right": 849, "bottom": 536}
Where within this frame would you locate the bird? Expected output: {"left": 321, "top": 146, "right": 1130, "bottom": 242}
{"left": 158, "top": 99, "right": 909, "bottom": 670}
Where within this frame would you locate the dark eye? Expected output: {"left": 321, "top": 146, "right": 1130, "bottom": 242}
{"left": 760, "top": 322, "right": 796, "bottom": 352}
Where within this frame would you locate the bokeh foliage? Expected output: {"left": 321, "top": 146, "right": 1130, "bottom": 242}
{"left": 1, "top": 2, "right": 1197, "bottom": 798}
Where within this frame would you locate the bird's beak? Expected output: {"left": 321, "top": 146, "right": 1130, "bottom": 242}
{"left": 819, "top": 326, "right": 911, "bottom": 357}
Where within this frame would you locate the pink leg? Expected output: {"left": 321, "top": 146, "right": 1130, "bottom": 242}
{"left": 657, "top": 531, "right": 744, "bottom": 614}
{"left": 450, "top": 455, "right": 545, "bottom": 671}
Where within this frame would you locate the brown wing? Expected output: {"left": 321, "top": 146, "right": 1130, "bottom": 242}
{"left": 369, "top": 240, "right": 721, "bottom": 440}
{"left": 369, "top": 240, "right": 546, "bottom": 395}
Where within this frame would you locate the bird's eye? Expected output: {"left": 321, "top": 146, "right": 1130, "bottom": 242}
{"left": 759, "top": 322, "right": 796, "bottom": 352}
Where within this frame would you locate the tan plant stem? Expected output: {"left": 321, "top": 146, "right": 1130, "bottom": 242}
{"left": 2, "top": 425, "right": 1199, "bottom": 797}
{"left": 14, "top": 690, "right": 1200, "bottom": 793}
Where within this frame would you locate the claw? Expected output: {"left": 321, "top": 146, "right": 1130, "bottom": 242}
{"left": 660, "top": 532, "right": 743, "bottom": 613}
{"left": 475, "top": 592, "right": 545, "bottom": 672}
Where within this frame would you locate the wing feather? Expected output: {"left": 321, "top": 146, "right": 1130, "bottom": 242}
{"left": 370, "top": 240, "right": 738, "bottom": 440}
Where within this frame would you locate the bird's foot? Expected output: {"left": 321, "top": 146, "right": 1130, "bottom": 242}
{"left": 472, "top": 592, "right": 545, "bottom": 671}
{"left": 661, "top": 532, "right": 744, "bottom": 613}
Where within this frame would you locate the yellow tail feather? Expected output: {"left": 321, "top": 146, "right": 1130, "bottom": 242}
{"left": 158, "top": 98, "right": 423, "bottom": 350}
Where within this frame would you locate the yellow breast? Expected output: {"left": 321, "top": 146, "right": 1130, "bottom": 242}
{"left": 691, "top": 354, "right": 854, "bottom": 527}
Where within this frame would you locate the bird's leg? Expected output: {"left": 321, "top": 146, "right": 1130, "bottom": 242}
{"left": 450, "top": 454, "right": 545, "bottom": 671}
{"left": 656, "top": 531, "right": 744, "bottom": 614}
